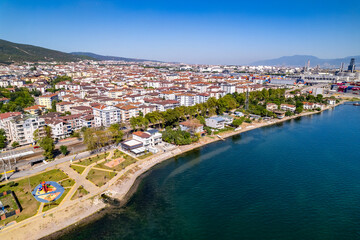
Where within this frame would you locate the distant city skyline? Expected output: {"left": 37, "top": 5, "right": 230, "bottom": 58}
{"left": 1, "top": 0, "right": 359, "bottom": 65}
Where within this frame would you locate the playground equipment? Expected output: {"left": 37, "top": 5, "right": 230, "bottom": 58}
{"left": 32, "top": 181, "right": 64, "bottom": 203}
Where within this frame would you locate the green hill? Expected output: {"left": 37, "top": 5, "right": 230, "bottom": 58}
{"left": 0, "top": 39, "right": 92, "bottom": 64}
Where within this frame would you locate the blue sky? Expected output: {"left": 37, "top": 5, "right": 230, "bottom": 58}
{"left": 1, "top": 0, "right": 359, "bottom": 64}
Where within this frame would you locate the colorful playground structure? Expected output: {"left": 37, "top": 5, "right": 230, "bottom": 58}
{"left": 32, "top": 181, "right": 64, "bottom": 203}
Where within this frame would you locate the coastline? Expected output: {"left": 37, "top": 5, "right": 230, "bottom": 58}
{"left": 0, "top": 102, "right": 344, "bottom": 240}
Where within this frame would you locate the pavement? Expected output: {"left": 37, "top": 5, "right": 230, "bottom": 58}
{"left": 4, "top": 145, "right": 118, "bottom": 180}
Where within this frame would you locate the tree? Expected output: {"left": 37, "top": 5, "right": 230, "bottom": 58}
{"left": 71, "top": 131, "right": 81, "bottom": 138}
{"left": 0, "top": 129, "right": 7, "bottom": 149}
{"left": 51, "top": 100, "right": 58, "bottom": 112}
{"left": 108, "top": 124, "right": 124, "bottom": 144}
{"left": 39, "top": 137, "right": 55, "bottom": 160}
{"left": 204, "top": 126, "right": 212, "bottom": 135}
{"left": 295, "top": 101, "right": 304, "bottom": 114}
{"left": 60, "top": 145, "right": 68, "bottom": 155}
{"left": 11, "top": 141, "right": 19, "bottom": 148}
{"left": 83, "top": 128, "right": 112, "bottom": 150}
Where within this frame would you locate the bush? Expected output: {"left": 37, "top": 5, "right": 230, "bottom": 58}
{"left": 11, "top": 141, "right": 19, "bottom": 148}
{"left": 244, "top": 118, "right": 252, "bottom": 123}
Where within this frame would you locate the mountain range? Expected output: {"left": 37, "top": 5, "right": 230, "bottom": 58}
{"left": 0, "top": 39, "right": 156, "bottom": 64}
{"left": 250, "top": 55, "right": 360, "bottom": 68}
{"left": 70, "top": 52, "right": 160, "bottom": 63}
{"left": 0, "top": 39, "right": 358, "bottom": 68}
{"left": 0, "top": 39, "right": 90, "bottom": 64}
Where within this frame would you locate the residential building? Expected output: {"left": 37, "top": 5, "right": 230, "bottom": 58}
{"left": 93, "top": 105, "right": 121, "bottom": 127}
{"left": 205, "top": 116, "right": 226, "bottom": 129}
{"left": 38, "top": 93, "right": 59, "bottom": 109}
{"left": 280, "top": 104, "right": 296, "bottom": 112}
{"left": 179, "top": 119, "right": 204, "bottom": 134}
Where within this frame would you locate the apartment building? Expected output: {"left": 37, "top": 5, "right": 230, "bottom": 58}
{"left": 6, "top": 115, "right": 46, "bottom": 146}
{"left": 38, "top": 93, "right": 59, "bottom": 109}
{"left": 176, "top": 93, "right": 196, "bottom": 107}
{"left": 117, "top": 105, "right": 140, "bottom": 123}
{"left": 93, "top": 105, "right": 121, "bottom": 127}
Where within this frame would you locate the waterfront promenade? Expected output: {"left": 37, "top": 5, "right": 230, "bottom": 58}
{"left": 0, "top": 102, "right": 344, "bottom": 240}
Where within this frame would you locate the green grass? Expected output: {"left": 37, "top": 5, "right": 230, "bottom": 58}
{"left": 59, "top": 178, "right": 75, "bottom": 188}
{"left": 0, "top": 169, "right": 70, "bottom": 225}
{"left": 86, "top": 169, "right": 116, "bottom": 187}
{"left": 76, "top": 152, "right": 109, "bottom": 166}
{"left": 213, "top": 127, "right": 234, "bottom": 135}
{"left": 94, "top": 154, "right": 137, "bottom": 171}
{"left": 42, "top": 188, "right": 70, "bottom": 212}
{"left": 138, "top": 152, "right": 153, "bottom": 160}
{"left": 0, "top": 194, "right": 18, "bottom": 212}
{"left": 70, "top": 165, "right": 85, "bottom": 174}
{"left": 112, "top": 149, "right": 123, "bottom": 159}
{"left": 70, "top": 186, "right": 89, "bottom": 200}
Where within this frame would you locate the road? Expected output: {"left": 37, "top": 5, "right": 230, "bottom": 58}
{"left": 4, "top": 145, "right": 118, "bottom": 180}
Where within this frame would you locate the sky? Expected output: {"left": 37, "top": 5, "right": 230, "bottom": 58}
{"left": 0, "top": 0, "right": 360, "bottom": 65}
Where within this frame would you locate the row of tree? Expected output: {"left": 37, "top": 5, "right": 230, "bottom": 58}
{"left": 129, "top": 89, "right": 293, "bottom": 131}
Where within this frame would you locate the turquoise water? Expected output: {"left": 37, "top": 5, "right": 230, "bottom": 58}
{"left": 58, "top": 105, "right": 360, "bottom": 240}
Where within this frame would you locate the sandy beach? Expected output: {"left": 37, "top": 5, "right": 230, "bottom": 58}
{"left": 0, "top": 102, "right": 343, "bottom": 240}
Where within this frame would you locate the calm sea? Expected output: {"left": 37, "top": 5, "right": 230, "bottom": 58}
{"left": 58, "top": 104, "right": 360, "bottom": 240}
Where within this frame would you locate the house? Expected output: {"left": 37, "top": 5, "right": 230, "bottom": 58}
{"left": 280, "top": 104, "right": 296, "bottom": 112}
{"left": 23, "top": 105, "right": 47, "bottom": 115}
{"left": 234, "top": 111, "right": 244, "bottom": 117}
{"left": 266, "top": 103, "right": 278, "bottom": 111}
{"left": 205, "top": 116, "right": 226, "bottom": 129}
{"left": 145, "top": 129, "right": 162, "bottom": 146}
{"left": 132, "top": 129, "right": 162, "bottom": 148}
{"left": 327, "top": 99, "right": 336, "bottom": 105}
{"left": 303, "top": 102, "right": 315, "bottom": 110}
{"left": 179, "top": 119, "right": 204, "bottom": 134}
{"left": 220, "top": 115, "right": 234, "bottom": 125}
{"left": 0, "top": 98, "right": 9, "bottom": 104}
{"left": 132, "top": 131, "right": 152, "bottom": 147}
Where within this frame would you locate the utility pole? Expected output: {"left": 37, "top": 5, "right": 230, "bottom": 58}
{"left": 1, "top": 158, "right": 7, "bottom": 181}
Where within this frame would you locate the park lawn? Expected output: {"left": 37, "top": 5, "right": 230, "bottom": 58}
{"left": 59, "top": 178, "right": 75, "bottom": 188}
{"left": 112, "top": 149, "right": 123, "bottom": 159}
{"left": 94, "top": 154, "right": 137, "bottom": 172}
{"left": 86, "top": 169, "right": 116, "bottom": 187}
{"left": 76, "top": 152, "right": 110, "bottom": 166}
{"left": 70, "top": 186, "right": 89, "bottom": 200}
{"left": 0, "top": 169, "right": 69, "bottom": 226}
{"left": 42, "top": 188, "right": 71, "bottom": 212}
{"left": 138, "top": 152, "right": 153, "bottom": 160}
{"left": 213, "top": 127, "right": 234, "bottom": 135}
{"left": 70, "top": 164, "right": 86, "bottom": 174}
